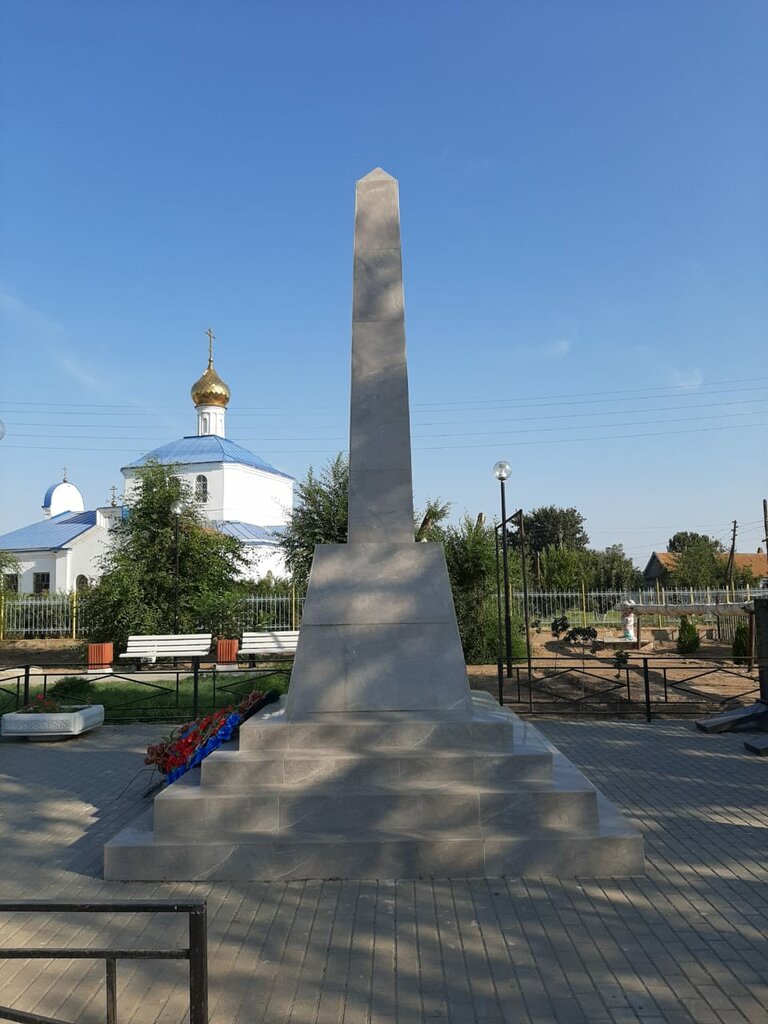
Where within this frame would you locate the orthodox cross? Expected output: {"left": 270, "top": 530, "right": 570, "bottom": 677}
{"left": 62, "top": 466, "right": 68, "bottom": 482}
{"left": 205, "top": 327, "right": 216, "bottom": 362}
{"left": 110, "top": 485, "right": 118, "bottom": 507}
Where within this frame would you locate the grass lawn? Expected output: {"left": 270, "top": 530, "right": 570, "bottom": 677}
{"left": 1, "top": 668, "right": 290, "bottom": 724}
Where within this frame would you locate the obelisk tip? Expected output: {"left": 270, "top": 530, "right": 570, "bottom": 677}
{"left": 357, "top": 167, "right": 396, "bottom": 184}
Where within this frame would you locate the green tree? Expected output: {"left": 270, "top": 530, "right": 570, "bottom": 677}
{"left": 514, "top": 506, "right": 589, "bottom": 555}
{"left": 278, "top": 454, "right": 349, "bottom": 589}
{"left": 0, "top": 550, "right": 20, "bottom": 590}
{"left": 278, "top": 453, "right": 451, "bottom": 587}
{"left": 670, "top": 540, "right": 726, "bottom": 588}
{"left": 80, "top": 461, "right": 247, "bottom": 648}
{"left": 443, "top": 515, "right": 523, "bottom": 663}
{"left": 588, "top": 545, "right": 644, "bottom": 590}
{"left": 538, "top": 546, "right": 589, "bottom": 590}
{"left": 667, "top": 531, "right": 725, "bottom": 554}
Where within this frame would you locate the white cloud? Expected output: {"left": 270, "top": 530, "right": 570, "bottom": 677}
{"left": 548, "top": 339, "right": 572, "bottom": 358}
{"left": 670, "top": 368, "right": 704, "bottom": 390}
{"left": 0, "top": 287, "right": 65, "bottom": 337}
{"left": 54, "top": 353, "right": 108, "bottom": 395}
{"left": 510, "top": 337, "right": 573, "bottom": 360}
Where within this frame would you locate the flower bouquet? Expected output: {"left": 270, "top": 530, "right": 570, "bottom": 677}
{"left": 144, "top": 688, "right": 280, "bottom": 786}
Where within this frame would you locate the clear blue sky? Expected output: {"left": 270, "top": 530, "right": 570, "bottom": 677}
{"left": 1, "top": 1, "right": 766, "bottom": 565}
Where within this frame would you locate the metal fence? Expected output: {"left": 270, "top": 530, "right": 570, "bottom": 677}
{"left": 0, "top": 662, "right": 290, "bottom": 722}
{"left": 498, "top": 654, "right": 763, "bottom": 719}
{"left": 0, "top": 899, "right": 208, "bottom": 1024}
{"left": 0, "top": 586, "right": 760, "bottom": 640}
{"left": 513, "top": 587, "right": 758, "bottom": 629}
{"left": 0, "top": 593, "right": 306, "bottom": 640}
{"left": 233, "top": 594, "right": 304, "bottom": 632}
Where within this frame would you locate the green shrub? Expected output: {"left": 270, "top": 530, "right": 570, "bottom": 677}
{"left": 732, "top": 621, "right": 751, "bottom": 665}
{"left": 47, "top": 676, "right": 96, "bottom": 704}
{"left": 677, "top": 616, "right": 700, "bottom": 656}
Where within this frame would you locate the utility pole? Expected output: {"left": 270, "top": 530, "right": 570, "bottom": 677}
{"left": 763, "top": 498, "right": 768, "bottom": 572}
{"left": 725, "top": 519, "right": 737, "bottom": 589}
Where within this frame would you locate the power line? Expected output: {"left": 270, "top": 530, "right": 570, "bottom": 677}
{"left": 5, "top": 397, "right": 768, "bottom": 435}
{"left": 4, "top": 417, "right": 768, "bottom": 454}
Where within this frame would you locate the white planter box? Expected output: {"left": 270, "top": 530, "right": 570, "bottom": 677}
{"left": 1, "top": 704, "right": 105, "bottom": 740}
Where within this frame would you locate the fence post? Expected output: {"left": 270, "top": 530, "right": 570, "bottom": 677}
{"left": 105, "top": 957, "right": 117, "bottom": 1024}
{"left": 581, "top": 581, "right": 587, "bottom": 627}
{"left": 0, "top": 591, "right": 4, "bottom": 641}
{"left": 71, "top": 590, "right": 77, "bottom": 640}
{"left": 642, "top": 658, "right": 652, "bottom": 723}
{"left": 189, "top": 904, "right": 209, "bottom": 1024}
{"left": 23, "top": 665, "right": 31, "bottom": 706}
{"left": 192, "top": 659, "right": 200, "bottom": 719}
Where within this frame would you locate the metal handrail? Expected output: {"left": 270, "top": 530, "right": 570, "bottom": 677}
{"left": 0, "top": 899, "right": 207, "bottom": 1024}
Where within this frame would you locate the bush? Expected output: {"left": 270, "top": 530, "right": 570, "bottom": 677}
{"left": 565, "top": 627, "right": 597, "bottom": 645}
{"left": 732, "top": 621, "right": 751, "bottom": 665}
{"left": 47, "top": 676, "right": 96, "bottom": 704}
{"left": 677, "top": 616, "right": 700, "bottom": 656}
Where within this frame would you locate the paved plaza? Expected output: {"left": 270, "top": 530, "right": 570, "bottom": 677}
{"left": 0, "top": 718, "right": 766, "bottom": 1024}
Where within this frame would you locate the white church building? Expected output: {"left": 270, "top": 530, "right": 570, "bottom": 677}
{"left": 0, "top": 345, "right": 294, "bottom": 593}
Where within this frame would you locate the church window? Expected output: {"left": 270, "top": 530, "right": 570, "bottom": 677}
{"left": 195, "top": 475, "right": 208, "bottom": 501}
{"left": 201, "top": 415, "right": 210, "bottom": 435}
{"left": 75, "top": 574, "right": 89, "bottom": 591}
{"left": 33, "top": 572, "right": 50, "bottom": 594}
{"left": 3, "top": 573, "right": 18, "bottom": 593}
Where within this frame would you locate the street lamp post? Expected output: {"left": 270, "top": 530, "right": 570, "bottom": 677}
{"left": 493, "top": 461, "right": 513, "bottom": 679}
{"left": 494, "top": 523, "right": 504, "bottom": 703}
{"left": 516, "top": 508, "right": 533, "bottom": 690}
{"left": 171, "top": 499, "right": 183, "bottom": 634}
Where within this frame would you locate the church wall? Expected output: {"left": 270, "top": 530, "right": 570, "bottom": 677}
{"left": 11, "top": 553, "right": 58, "bottom": 594}
{"left": 60, "top": 526, "right": 113, "bottom": 589}
{"left": 6, "top": 527, "right": 112, "bottom": 593}
{"left": 221, "top": 464, "right": 293, "bottom": 526}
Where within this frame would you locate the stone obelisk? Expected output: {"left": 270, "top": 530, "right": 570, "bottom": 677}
{"left": 285, "top": 169, "right": 471, "bottom": 719}
{"left": 105, "top": 168, "right": 644, "bottom": 881}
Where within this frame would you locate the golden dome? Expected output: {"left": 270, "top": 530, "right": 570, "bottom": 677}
{"left": 191, "top": 356, "right": 231, "bottom": 408}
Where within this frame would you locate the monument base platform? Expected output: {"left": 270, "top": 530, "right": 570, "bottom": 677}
{"left": 105, "top": 693, "right": 644, "bottom": 880}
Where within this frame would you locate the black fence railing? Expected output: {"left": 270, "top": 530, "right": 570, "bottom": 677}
{"left": 0, "top": 661, "right": 291, "bottom": 722}
{"left": 0, "top": 899, "right": 207, "bottom": 1024}
{"left": 500, "top": 655, "right": 763, "bottom": 721}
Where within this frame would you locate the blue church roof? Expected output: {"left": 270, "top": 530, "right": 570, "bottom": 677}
{"left": 211, "top": 520, "right": 285, "bottom": 544}
{"left": 122, "top": 436, "right": 292, "bottom": 478}
{"left": 0, "top": 511, "right": 98, "bottom": 552}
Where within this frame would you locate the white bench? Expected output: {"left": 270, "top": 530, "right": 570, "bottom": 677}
{"left": 238, "top": 631, "right": 299, "bottom": 663}
{"left": 119, "top": 634, "right": 213, "bottom": 666}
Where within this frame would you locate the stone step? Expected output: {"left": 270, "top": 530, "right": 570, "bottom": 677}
{"left": 105, "top": 798, "right": 643, "bottom": 881}
{"left": 238, "top": 712, "right": 527, "bottom": 753}
{"left": 200, "top": 746, "right": 554, "bottom": 788}
{"left": 152, "top": 773, "right": 599, "bottom": 840}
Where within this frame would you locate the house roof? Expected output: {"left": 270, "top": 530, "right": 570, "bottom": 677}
{"left": 122, "top": 435, "right": 292, "bottom": 478}
{"left": 0, "top": 510, "right": 99, "bottom": 552}
{"left": 211, "top": 520, "right": 285, "bottom": 545}
{"left": 645, "top": 550, "right": 768, "bottom": 577}
{"left": 729, "top": 552, "right": 768, "bottom": 576}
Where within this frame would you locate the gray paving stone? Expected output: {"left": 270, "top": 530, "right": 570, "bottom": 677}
{"left": 1, "top": 719, "right": 767, "bottom": 1022}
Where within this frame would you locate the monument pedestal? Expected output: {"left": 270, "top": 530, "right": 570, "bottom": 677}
{"left": 105, "top": 692, "right": 643, "bottom": 879}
